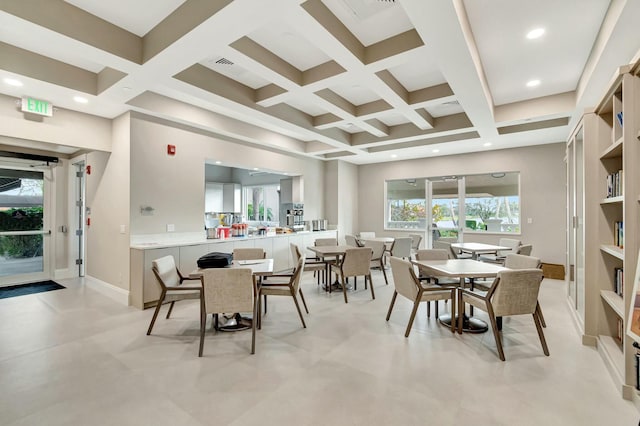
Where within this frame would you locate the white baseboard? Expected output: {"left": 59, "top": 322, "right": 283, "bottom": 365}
{"left": 85, "top": 275, "right": 130, "bottom": 306}
{"left": 54, "top": 268, "right": 75, "bottom": 281}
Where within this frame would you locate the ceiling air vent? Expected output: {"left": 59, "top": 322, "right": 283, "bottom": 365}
{"left": 214, "top": 57, "right": 234, "bottom": 66}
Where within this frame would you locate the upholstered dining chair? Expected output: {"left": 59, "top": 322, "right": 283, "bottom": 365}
{"left": 478, "top": 238, "right": 521, "bottom": 264}
{"left": 331, "top": 247, "right": 374, "bottom": 303}
{"left": 364, "top": 240, "right": 388, "bottom": 285}
{"left": 359, "top": 231, "right": 376, "bottom": 239}
{"left": 409, "top": 233, "right": 423, "bottom": 257}
{"left": 415, "top": 249, "right": 460, "bottom": 318}
{"left": 257, "top": 254, "right": 307, "bottom": 329}
{"left": 147, "top": 255, "right": 202, "bottom": 336}
{"left": 233, "top": 247, "right": 267, "bottom": 312}
{"left": 345, "top": 234, "right": 362, "bottom": 247}
{"left": 458, "top": 268, "right": 548, "bottom": 361}
{"left": 199, "top": 267, "right": 257, "bottom": 356}
{"left": 386, "top": 257, "right": 456, "bottom": 337}
{"left": 517, "top": 244, "right": 533, "bottom": 256}
{"left": 315, "top": 237, "right": 338, "bottom": 285}
{"left": 389, "top": 237, "right": 412, "bottom": 260}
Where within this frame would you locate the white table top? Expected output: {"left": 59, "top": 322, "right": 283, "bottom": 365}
{"left": 307, "top": 245, "right": 351, "bottom": 256}
{"left": 359, "top": 237, "right": 394, "bottom": 244}
{"left": 451, "top": 242, "right": 511, "bottom": 253}
{"left": 411, "top": 259, "right": 507, "bottom": 278}
{"left": 189, "top": 258, "right": 274, "bottom": 278}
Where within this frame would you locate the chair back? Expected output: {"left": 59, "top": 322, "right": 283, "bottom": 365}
{"left": 202, "top": 268, "right": 254, "bottom": 314}
{"left": 409, "top": 234, "right": 423, "bottom": 250}
{"left": 290, "top": 255, "right": 305, "bottom": 292}
{"left": 233, "top": 248, "right": 265, "bottom": 261}
{"left": 517, "top": 244, "right": 533, "bottom": 256}
{"left": 389, "top": 257, "right": 419, "bottom": 300}
{"left": 432, "top": 240, "right": 453, "bottom": 258}
{"left": 152, "top": 255, "right": 180, "bottom": 288}
{"left": 315, "top": 238, "right": 337, "bottom": 246}
{"left": 504, "top": 253, "right": 541, "bottom": 270}
{"left": 390, "top": 237, "right": 412, "bottom": 259}
{"left": 416, "top": 249, "right": 449, "bottom": 261}
{"left": 498, "top": 238, "right": 521, "bottom": 256}
{"left": 490, "top": 269, "right": 543, "bottom": 317}
{"left": 363, "top": 240, "right": 385, "bottom": 261}
{"left": 345, "top": 234, "right": 361, "bottom": 247}
{"left": 359, "top": 231, "right": 375, "bottom": 239}
{"left": 341, "top": 247, "right": 373, "bottom": 277}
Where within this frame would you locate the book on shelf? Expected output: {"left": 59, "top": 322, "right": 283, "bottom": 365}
{"left": 614, "top": 221, "right": 624, "bottom": 248}
{"left": 606, "top": 170, "right": 623, "bottom": 198}
{"left": 617, "top": 317, "right": 624, "bottom": 343}
{"left": 614, "top": 267, "right": 624, "bottom": 296}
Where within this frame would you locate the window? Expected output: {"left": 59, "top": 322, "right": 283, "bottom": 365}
{"left": 243, "top": 184, "right": 279, "bottom": 225}
{"left": 385, "top": 172, "right": 520, "bottom": 234}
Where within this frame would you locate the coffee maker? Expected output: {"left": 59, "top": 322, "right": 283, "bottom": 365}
{"left": 281, "top": 203, "right": 304, "bottom": 231}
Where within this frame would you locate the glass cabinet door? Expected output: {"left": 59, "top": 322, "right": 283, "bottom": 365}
{"left": 567, "top": 126, "right": 585, "bottom": 325}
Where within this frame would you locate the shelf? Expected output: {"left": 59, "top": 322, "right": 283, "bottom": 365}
{"left": 600, "top": 136, "right": 624, "bottom": 159}
{"left": 601, "top": 290, "right": 624, "bottom": 318}
{"left": 598, "top": 335, "right": 624, "bottom": 385}
{"left": 600, "top": 245, "right": 624, "bottom": 260}
{"left": 601, "top": 196, "right": 624, "bottom": 205}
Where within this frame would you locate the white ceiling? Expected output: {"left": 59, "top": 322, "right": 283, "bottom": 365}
{"left": 1, "top": 0, "right": 640, "bottom": 165}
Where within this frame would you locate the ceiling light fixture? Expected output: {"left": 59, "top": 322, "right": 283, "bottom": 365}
{"left": 432, "top": 149, "right": 440, "bottom": 153}
{"left": 73, "top": 96, "right": 88, "bottom": 104}
{"left": 526, "top": 79, "right": 541, "bottom": 88}
{"left": 390, "top": 154, "right": 397, "bottom": 158}
{"left": 483, "top": 142, "right": 492, "bottom": 147}
{"left": 253, "top": 168, "right": 259, "bottom": 171}
{"left": 215, "top": 161, "right": 222, "bottom": 165}
{"left": 526, "top": 28, "right": 545, "bottom": 39}
{"left": 4, "top": 78, "right": 23, "bottom": 87}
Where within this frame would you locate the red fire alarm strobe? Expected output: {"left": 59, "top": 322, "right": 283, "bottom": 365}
{"left": 167, "top": 144, "right": 176, "bottom": 156}
{"left": 86, "top": 165, "right": 91, "bottom": 175}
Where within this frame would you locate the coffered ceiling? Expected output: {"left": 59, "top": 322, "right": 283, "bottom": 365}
{"left": 1, "top": 0, "right": 639, "bottom": 164}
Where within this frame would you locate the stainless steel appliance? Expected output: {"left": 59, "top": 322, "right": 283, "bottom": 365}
{"left": 280, "top": 203, "right": 304, "bottom": 230}
{"left": 311, "top": 219, "right": 327, "bottom": 231}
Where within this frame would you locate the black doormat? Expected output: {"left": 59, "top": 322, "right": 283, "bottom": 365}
{"left": 0, "top": 280, "right": 65, "bottom": 299}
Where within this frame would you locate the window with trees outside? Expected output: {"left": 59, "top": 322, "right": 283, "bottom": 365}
{"left": 385, "top": 172, "right": 520, "bottom": 234}
{"left": 243, "top": 184, "right": 279, "bottom": 225}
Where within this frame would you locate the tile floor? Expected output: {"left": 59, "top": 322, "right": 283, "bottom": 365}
{"left": 1, "top": 269, "right": 639, "bottom": 425}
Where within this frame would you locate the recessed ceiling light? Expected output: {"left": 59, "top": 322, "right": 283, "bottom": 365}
{"left": 432, "top": 149, "right": 440, "bottom": 153}
{"left": 73, "top": 96, "right": 88, "bottom": 104}
{"left": 483, "top": 142, "right": 492, "bottom": 147}
{"left": 390, "top": 154, "right": 397, "bottom": 158}
{"left": 3, "top": 78, "right": 23, "bottom": 87}
{"left": 526, "top": 79, "right": 541, "bottom": 88}
{"left": 253, "top": 168, "right": 259, "bottom": 171}
{"left": 526, "top": 28, "right": 545, "bottom": 39}
{"left": 215, "top": 161, "right": 222, "bottom": 165}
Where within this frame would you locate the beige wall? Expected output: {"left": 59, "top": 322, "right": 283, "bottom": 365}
{"left": 357, "top": 143, "right": 567, "bottom": 265}
{"left": 0, "top": 94, "right": 112, "bottom": 152}
{"left": 85, "top": 113, "right": 131, "bottom": 290}
{"left": 129, "top": 115, "right": 325, "bottom": 236}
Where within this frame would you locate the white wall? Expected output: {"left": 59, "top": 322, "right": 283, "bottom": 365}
{"left": 129, "top": 115, "right": 325, "bottom": 236}
{"left": 357, "top": 143, "right": 567, "bottom": 265}
{"left": 85, "top": 113, "right": 131, "bottom": 290}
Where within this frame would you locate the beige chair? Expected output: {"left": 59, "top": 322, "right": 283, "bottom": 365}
{"left": 389, "top": 237, "right": 412, "bottom": 260}
{"left": 147, "top": 255, "right": 202, "bottom": 335}
{"left": 415, "top": 249, "right": 460, "bottom": 317}
{"left": 345, "top": 234, "right": 362, "bottom": 247}
{"left": 359, "top": 231, "right": 376, "bottom": 239}
{"left": 199, "top": 268, "right": 258, "bottom": 356}
{"left": 258, "top": 254, "right": 307, "bottom": 329}
{"left": 434, "top": 240, "right": 471, "bottom": 259}
{"left": 233, "top": 248, "right": 265, "bottom": 261}
{"left": 315, "top": 237, "right": 338, "bottom": 286}
{"left": 478, "top": 238, "right": 521, "bottom": 264}
{"left": 517, "top": 244, "right": 533, "bottom": 256}
{"left": 331, "top": 247, "right": 374, "bottom": 303}
{"left": 364, "top": 239, "right": 388, "bottom": 285}
{"left": 409, "top": 233, "right": 423, "bottom": 257}
{"left": 386, "top": 257, "right": 456, "bottom": 337}
{"left": 458, "top": 268, "right": 548, "bottom": 361}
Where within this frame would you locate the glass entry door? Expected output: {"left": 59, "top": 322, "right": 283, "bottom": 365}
{"left": 0, "top": 167, "right": 50, "bottom": 285}
{"left": 427, "top": 176, "right": 465, "bottom": 247}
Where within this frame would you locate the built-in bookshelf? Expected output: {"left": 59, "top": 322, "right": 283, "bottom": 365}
{"left": 575, "top": 61, "right": 640, "bottom": 401}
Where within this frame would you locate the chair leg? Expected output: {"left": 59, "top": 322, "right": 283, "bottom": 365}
{"left": 380, "top": 259, "right": 388, "bottom": 285}
{"left": 341, "top": 274, "right": 348, "bottom": 303}
{"left": 263, "top": 294, "right": 268, "bottom": 314}
{"left": 165, "top": 301, "right": 175, "bottom": 319}
{"left": 198, "top": 297, "right": 206, "bottom": 357}
{"left": 405, "top": 294, "right": 422, "bottom": 337}
{"left": 386, "top": 291, "right": 398, "bottom": 321}
{"left": 457, "top": 291, "right": 464, "bottom": 334}
{"left": 251, "top": 298, "right": 258, "bottom": 355}
{"left": 368, "top": 274, "right": 375, "bottom": 300}
{"left": 292, "top": 293, "right": 307, "bottom": 328}
{"left": 435, "top": 300, "right": 439, "bottom": 318}
{"left": 448, "top": 289, "right": 456, "bottom": 334}
{"left": 426, "top": 301, "right": 431, "bottom": 318}
{"left": 257, "top": 292, "right": 263, "bottom": 330}
{"left": 354, "top": 276, "right": 357, "bottom": 290}
{"left": 299, "top": 289, "right": 309, "bottom": 313}
{"left": 537, "top": 301, "right": 547, "bottom": 328}
{"left": 146, "top": 291, "right": 166, "bottom": 335}
{"left": 534, "top": 306, "right": 550, "bottom": 356}
{"left": 487, "top": 304, "right": 505, "bottom": 361}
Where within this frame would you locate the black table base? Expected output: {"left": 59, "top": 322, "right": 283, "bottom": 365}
{"left": 438, "top": 313, "right": 488, "bottom": 333}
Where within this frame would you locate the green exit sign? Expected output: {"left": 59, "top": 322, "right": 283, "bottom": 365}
{"left": 21, "top": 97, "right": 53, "bottom": 117}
